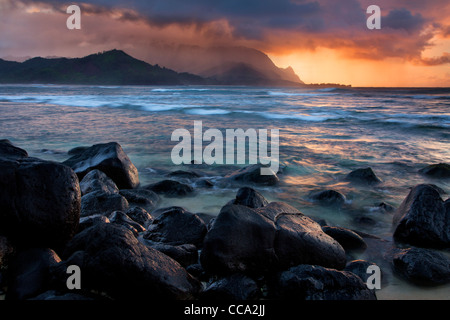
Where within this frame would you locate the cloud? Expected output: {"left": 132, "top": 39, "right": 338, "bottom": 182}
{"left": 383, "top": 8, "right": 426, "bottom": 32}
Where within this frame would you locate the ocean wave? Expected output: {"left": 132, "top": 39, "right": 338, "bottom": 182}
{"left": 184, "top": 108, "right": 231, "bottom": 115}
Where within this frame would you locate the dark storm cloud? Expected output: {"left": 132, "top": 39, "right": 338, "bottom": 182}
{"left": 383, "top": 8, "right": 426, "bottom": 32}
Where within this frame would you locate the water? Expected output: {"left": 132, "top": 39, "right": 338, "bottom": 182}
{"left": 0, "top": 84, "right": 449, "bottom": 299}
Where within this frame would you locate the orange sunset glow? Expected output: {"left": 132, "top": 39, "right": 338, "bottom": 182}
{"left": 0, "top": 0, "right": 449, "bottom": 87}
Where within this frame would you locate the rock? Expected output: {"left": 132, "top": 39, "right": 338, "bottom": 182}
{"left": 322, "top": 226, "right": 367, "bottom": 252}
{"left": 419, "top": 163, "right": 450, "bottom": 179}
{"left": 229, "top": 187, "right": 269, "bottom": 208}
{"left": 345, "top": 260, "right": 382, "bottom": 285}
{"left": 201, "top": 201, "right": 347, "bottom": 275}
{"left": 200, "top": 204, "right": 278, "bottom": 275}
{"left": 144, "top": 207, "right": 207, "bottom": 247}
{"left": 310, "top": 190, "right": 346, "bottom": 206}
{"left": 273, "top": 213, "right": 347, "bottom": 270}
{"left": 166, "top": 170, "right": 202, "bottom": 179}
{"left": 273, "top": 264, "right": 376, "bottom": 300}
{"left": 0, "top": 236, "right": 14, "bottom": 268}
{"left": 225, "top": 164, "right": 279, "bottom": 186}
{"left": 62, "top": 223, "right": 200, "bottom": 300}
{"left": 0, "top": 155, "right": 81, "bottom": 249}
{"left": 125, "top": 206, "right": 153, "bottom": 228}
{"left": 63, "top": 142, "right": 139, "bottom": 189}
{"left": 376, "top": 202, "right": 395, "bottom": 213}
{"left": 0, "top": 140, "right": 28, "bottom": 159}
{"left": 79, "top": 169, "right": 119, "bottom": 196}
{"left": 67, "top": 146, "right": 89, "bottom": 156}
{"left": 345, "top": 167, "right": 382, "bottom": 185}
{"left": 391, "top": 247, "right": 450, "bottom": 286}
{"left": 393, "top": 184, "right": 450, "bottom": 248}
{"left": 194, "top": 179, "right": 214, "bottom": 188}
{"left": 201, "top": 274, "right": 260, "bottom": 300}
{"left": 144, "top": 242, "right": 198, "bottom": 268}
{"left": 7, "top": 248, "right": 61, "bottom": 300}
{"left": 144, "top": 180, "right": 194, "bottom": 197}
{"left": 78, "top": 215, "right": 110, "bottom": 233}
{"left": 119, "top": 188, "right": 160, "bottom": 212}
{"left": 354, "top": 216, "right": 377, "bottom": 227}
{"left": 80, "top": 190, "right": 129, "bottom": 217}
{"left": 108, "top": 211, "right": 146, "bottom": 235}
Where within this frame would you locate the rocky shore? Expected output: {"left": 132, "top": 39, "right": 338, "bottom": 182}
{"left": 0, "top": 140, "right": 449, "bottom": 300}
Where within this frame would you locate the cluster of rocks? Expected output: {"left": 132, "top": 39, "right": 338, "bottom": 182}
{"left": 0, "top": 139, "right": 449, "bottom": 301}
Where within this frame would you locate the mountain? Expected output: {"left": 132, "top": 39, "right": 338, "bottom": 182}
{"left": 141, "top": 45, "right": 304, "bottom": 86}
{"left": 0, "top": 49, "right": 206, "bottom": 85}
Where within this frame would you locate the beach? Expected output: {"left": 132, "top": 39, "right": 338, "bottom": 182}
{"left": 0, "top": 84, "right": 449, "bottom": 300}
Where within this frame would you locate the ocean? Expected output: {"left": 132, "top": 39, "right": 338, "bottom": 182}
{"left": 0, "top": 84, "right": 449, "bottom": 299}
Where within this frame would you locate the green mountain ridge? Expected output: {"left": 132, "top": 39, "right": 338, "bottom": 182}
{"left": 0, "top": 49, "right": 206, "bottom": 85}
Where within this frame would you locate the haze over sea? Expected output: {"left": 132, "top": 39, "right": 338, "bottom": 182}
{"left": 1, "top": 84, "right": 449, "bottom": 299}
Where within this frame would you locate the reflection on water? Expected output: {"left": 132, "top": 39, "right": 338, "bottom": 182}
{"left": 0, "top": 85, "right": 449, "bottom": 299}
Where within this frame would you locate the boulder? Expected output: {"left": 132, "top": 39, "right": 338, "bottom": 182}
{"left": 200, "top": 204, "right": 278, "bottom": 275}
{"left": 345, "top": 167, "right": 382, "bottom": 185}
{"left": 225, "top": 164, "right": 279, "bottom": 186}
{"left": 119, "top": 188, "right": 160, "bottom": 212}
{"left": 391, "top": 247, "right": 450, "bottom": 286}
{"left": 63, "top": 142, "right": 139, "bottom": 189}
{"left": 62, "top": 223, "right": 200, "bottom": 300}
{"left": 228, "top": 187, "right": 269, "bottom": 208}
{"left": 144, "top": 180, "right": 194, "bottom": 197}
{"left": 344, "top": 260, "right": 383, "bottom": 285}
{"left": 7, "top": 248, "right": 61, "bottom": 300}
{"left": 393, "top": 184, "right": 450, "bottom": 248}
{"left": 144, "top": 207, "right": 207, "bottom": 247}
{"left": 310, "top": 190, "right": 346, "bottom": 207}
{"left": 108, "top": 211, "right": 146, "bottom": 235}
{"left": 0, "top": 236, "right": 14, "bottom": 268}
{"left": 272, "top": 264, "right": 376, "bottom": 300}
{"left": 201, "top": 274, "right": 260, "bottom": 300}
{"left": 80, "top": 190, "right": 129, "bottom": 217}
{"left": 166, "top": 170, "right": 202, "bottom": 180}
{"left": 419, "top": 163, "right": 450, "bottom": 179}
{"left": 125, "top": 206, "right": 153, "bottom": 228}
{"left": 144, "top": 242, "right": 198, "bottom": 268}
{"left": 0, "top": 154, "right": 81, "bottom": 249}
{"left": 78, "top": 214, "right": 110, "bottom": 233}
{"left": 322, "top": 226, "right": 367, "bottom": 252}
{"left": 0, "top": 140, "right": 28, "bottom": 159}
{"left": 273, "top": 213, "right": 347, "bottom": 270}
{"left": 79, "top": 169, "right": 119, "bottom": 196}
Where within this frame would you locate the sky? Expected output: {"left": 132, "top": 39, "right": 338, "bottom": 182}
{"left": 0, "top": 0, "right": 449, "bottom": 87}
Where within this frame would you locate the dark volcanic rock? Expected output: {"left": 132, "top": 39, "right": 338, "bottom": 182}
{"left": 391, "top": 247, "right": 450, "bottom": 286}
{"left": 7, "top": 248, "right": 61, "bottom": 300}
{"left": 80, "top": 190, "right": 129, "bottom": 217}
{"left": 393, "top": 184, "right": 450, "bottom": 248}
{"left": 344, "top": 260, "right": 382, "bottom": 285}
{"left": 125, "top": 206, "right": 153, "bottom": 228}
{"left": 144, "top": 180, "right": 194, "bottom": 197}
{"left": 200, "top": 204, "right": 278, "bottom": 275}
{"left": 166, "top": 170, "right": 202, "bottom": 179}
{"left": 145, "top": 242, "right": 198, "bottom": 268}
{"left": 273, "top": 264, "right": 377, "bottom": 300}
{"left": 78, "top": 214, "right": 110, "bottom": 233}
{"left": 310, "top": 190, "right": 346, "bottom": 206}
{"left": 273, "top": 213, "right": 347, "bottom": 270}
{"left": 79, "top": 169, "right": 119, "bottom": 196}
{"left": 0, "top": 140, "right": 28, "bottom": 159}
{"left": 225, "top": 164, "right": 279, "bottom": 186}
{"left": 0, "top": 154, "right": 81, "bottom": 249}
{"left": 229, "top": 187, "right": 269, "bottom": 208}
{"left": 201, "top": 201, "right": 346, "bottom": 275}
{"left": 62, "top": 223, "right": 200, "bottom": 300}
{"left": 144, "top": 207, "right": 207, "bottom": 247}
{"left": 201, "top": 274, "right": 260, "bottom": 300}
{"left": 108, "top": 211, "right": 146, "bottom": 235}
{"left": 63, "top": 142, "right": 139, "bottom": 189}
{"left": 79, "top": 169, "right": 119, "bottom": 194}
{"left": 345, "top": 167, "right": 382, "bottom": 185}
{"left": 419, "top": 163, "right": 450, "bottom": 179}
{"left": 119, "top": 188, "right": 160, "bottom": 212}
{"left": 322, "top": 226, "right": 367, "bottom": 252}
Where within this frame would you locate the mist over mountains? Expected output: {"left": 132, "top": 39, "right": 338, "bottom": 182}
{"left": 0, "top": 46, "right": 306, "bottom": 86}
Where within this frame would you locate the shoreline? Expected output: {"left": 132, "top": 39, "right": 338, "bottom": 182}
{"left": 0, "top": 140, "right": 449, "bottom": 300}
